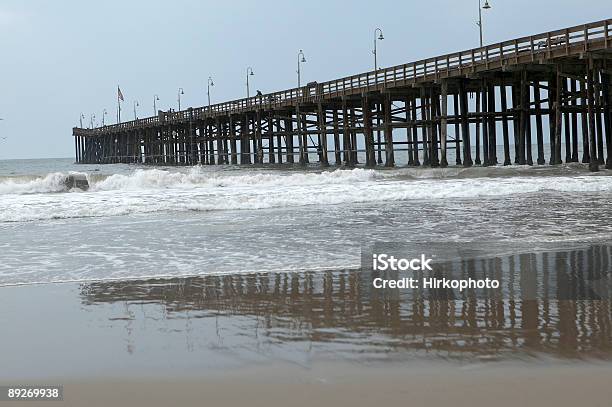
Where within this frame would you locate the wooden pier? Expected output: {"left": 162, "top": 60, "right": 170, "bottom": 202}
{"left": 73, "top": 19, "right": 612, "bottom": 171}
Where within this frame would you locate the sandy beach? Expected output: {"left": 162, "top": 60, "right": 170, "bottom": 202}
{"left": 5, "top": 363, "right": 608, "bottom": 407}
{"left": 2, "top": 265, "right": 611, "bottom": 406}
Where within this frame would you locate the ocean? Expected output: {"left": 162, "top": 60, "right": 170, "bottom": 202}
{"left": 1, "top": 157, "right": 612, "bottom": 286}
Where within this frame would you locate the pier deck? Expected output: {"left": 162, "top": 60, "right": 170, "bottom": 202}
{"left": 73, "top": 19, "right": 612, "bottom": 171}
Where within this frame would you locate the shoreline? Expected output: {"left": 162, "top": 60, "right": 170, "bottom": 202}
{"left": 4, "top": 362, "right": 612, "bottom": 407}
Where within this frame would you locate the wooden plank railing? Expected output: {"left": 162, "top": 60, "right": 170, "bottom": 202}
{"left": 75, "top": 19, "right": 611, "bottom": 136}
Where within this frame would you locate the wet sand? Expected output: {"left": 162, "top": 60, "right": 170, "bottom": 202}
{"left": 4, "top": 363, "right": 612, "bottom": 407}
{"left": 1, "top": 250, "right": 611, "bottom": 406}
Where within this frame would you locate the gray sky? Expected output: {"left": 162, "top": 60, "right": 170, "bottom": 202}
{"left": 0, "top": 0, "right": 609, "bottom": 159}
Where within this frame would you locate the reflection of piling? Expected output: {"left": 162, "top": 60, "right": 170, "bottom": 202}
{"left": 80, "top": 244, "right": 612, "bottom": 359}
{"left": 74, "top": 21, "right": 612, "bottom": 171}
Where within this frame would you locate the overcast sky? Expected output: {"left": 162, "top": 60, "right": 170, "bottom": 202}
{"left": 0, "top": 0, "right": 609, "bottom": 159}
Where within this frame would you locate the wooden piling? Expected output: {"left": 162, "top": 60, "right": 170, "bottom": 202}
{"left": 549, "top": 71, "right": 562, "bottom": 165}
{"left": 562, "top": 79, "right": 571, "bottom": 163}
{"left": 350, "top": 108, "right": 358, "bottom": 164}
{"left": 341, "top": 99, "right": 352, "bottom": 166}
{"left": 411, "top": 95, "right": 421, "bottom": 166}
{"left": 267, "top": 114, "right": 275, "bottom": 164}
{"left": 405, "top": 97, "right": 414, "bottom": 166}
{"left": 208, "top": 123, "right": 216, "bottom": 165}
{"left": 595, "top": 67, "right": 605, "bottom": 165}
{"left": 500, "top": 81, "right": 511, "bottom": 165}
{"left": 362, "top": 96, "right": 376, "bottom": 167}
{"left": 297, "top": 109, "right": 305, "bottom": 165}
{"left": 301, "top": 113, "right": 310, "bottom": 164}
{"left": 376, "top": 102, "right": 383, "bottom": 165}
{"left": 241, "top": 115, "right": 250, "bottom": 164}
{"left": 255, "top": 110, "right": 263, "bottom": 164}
{"left": 453, "top": 92, "right": 462, "bottom": 165}
{"left": 554, "top": 69, "right": 563, "bottom": 164}
{"left": 512, "top": 81, "right": 520, "bottom": 164}
{"left": 420, "top": 87, "right": 430, "bottom": 166}
{"left": 216, "top": 118, "right": 226, "bottom": 164}
{"left": 430, "top": 89, "right": 440, "bottom": 167}
{"left": 487, "top": 83, "right": 497, "bottom": 164}
{"left": 440, "top": 81, "right": 449, "bottom": 168}
{"left": 570, "top": 79, "right": 579, "bottom": 162}
{"left": 524, "top": 75, "right": 533, "bottom": 166}
{"left": 475, "top": 89, "right": 482, "bottom": 165}
{"left": 534, "top": 82, "right": 545, "bottom": 164}
{"left": 518, "top": 72, "right": 528, "bottom": 165}
{"left": 332, "top": 109, "right": 341, "bottom": 165}
{"left": 602, "top": 70, "right": 612, "bottom": 169}
{"left": 580, "top": 78, "right": 590, "bottom": 163}
{"left": 587, "top": 63, "right": 600, "bottom": 172}
{"left": 481, "top": 81, "right": 490, "bottom": 166}
{"left": 459, "top": 80, "right": 472, "bottom": 166}
{"left": 229, "top": 116, "right": 238, "bottom": 164}
{"left": 317, "top": 103, "right": 329, "bottom": 167}
{"left": 383, "top": 93, "right": 395, "bottom": 167}
{"left": 285, "top": 117, "right": 294, "bottom": 163}
{"left": 275, "top": 118, "right": 283, "bottom": 164}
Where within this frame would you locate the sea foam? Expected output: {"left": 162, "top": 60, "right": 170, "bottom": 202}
{"left": 0, "top": 167, "right": 611, "bottom": 223}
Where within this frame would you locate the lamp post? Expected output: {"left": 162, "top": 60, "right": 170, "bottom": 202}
{"left": 133, "top": 101, "right": 139, "bottom": 120}
{"left": 246, "top": 67, "right": 254, "bottom": 98}
{"left": 177, "top": 88, "right": 184, "bottom": 111}
{"left": 207, "top": 77, "right": 214, "bottom": 108}
{"left": 373, "top": 28, "right": 384, "bottom": 71}
{"left": 153, "top": 95, "right": 159, "bottom": 115}
{"left": 477, "top": 0, "right": 492, "bottom": 48}
{"left": 297, "top": 49, "right": 306, "bottom": 89}
{"left": 102, "top": 109, "right": 107, "bottom": 126}
{"left": 373, "top": 28, "right": 385, "bottom": 164}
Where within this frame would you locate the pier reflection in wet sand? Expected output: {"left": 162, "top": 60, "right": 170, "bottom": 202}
{"left": 79, "top": 244, "right": 612, "bottom": 361}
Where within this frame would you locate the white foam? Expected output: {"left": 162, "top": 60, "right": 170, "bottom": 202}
{"left": 91, "top": 167, "right": 379, "bottom": 191}
{"left": 1, "top": 168, "right": 611, "bottom": 223}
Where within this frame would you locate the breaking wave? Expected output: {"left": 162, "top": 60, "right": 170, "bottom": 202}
{"left": 91, "top": 167, "right": 380, "bottom": 191}
{"left": 0, "top": 172, "right": 89, "bottom": 195}
{"left": 1, "top": 166, "right": 612, "bottom": 222}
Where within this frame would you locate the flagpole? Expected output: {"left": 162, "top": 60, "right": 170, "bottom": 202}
{"left": 117, "top": 86, "right": 120, "bottom": 124}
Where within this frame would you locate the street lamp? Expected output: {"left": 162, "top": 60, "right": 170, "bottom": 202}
{"left": 133, "top": 101, "right": 139, "bottom": 120}
{"left": 207, "top": 77, "right": 214, "bottom": 108}
{"left": 297, "top": 49, "right": 306, "bottom": 89}
{"left": 246, "top": 67, "right": 254, "bottom": 99}
{"left": 373, "top": 28, "right": 384, "bottom": 71}
{"left": 102, "top": 109, "right": 107, "bottom": 126}
{"left": 153, "top": 94, "right": 160, "bottom": 114}
{"left": 477, "top": 0, "right": 492, "bottom": 48}
{"left": 177, "top": 87, "right": 184, "bottom": 110}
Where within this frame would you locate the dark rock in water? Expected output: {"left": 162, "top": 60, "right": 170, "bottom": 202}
{"left": 64, "top": 174, "right": 89, "bottom": 191}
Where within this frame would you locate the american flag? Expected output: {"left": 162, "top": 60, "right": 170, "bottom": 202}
{"left": 118, "top": 87, "right": 124, "bottom": 102}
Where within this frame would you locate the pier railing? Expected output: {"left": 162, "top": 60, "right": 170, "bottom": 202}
{"left": 75, "top": 19, "right": 611, "bottom": 136}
